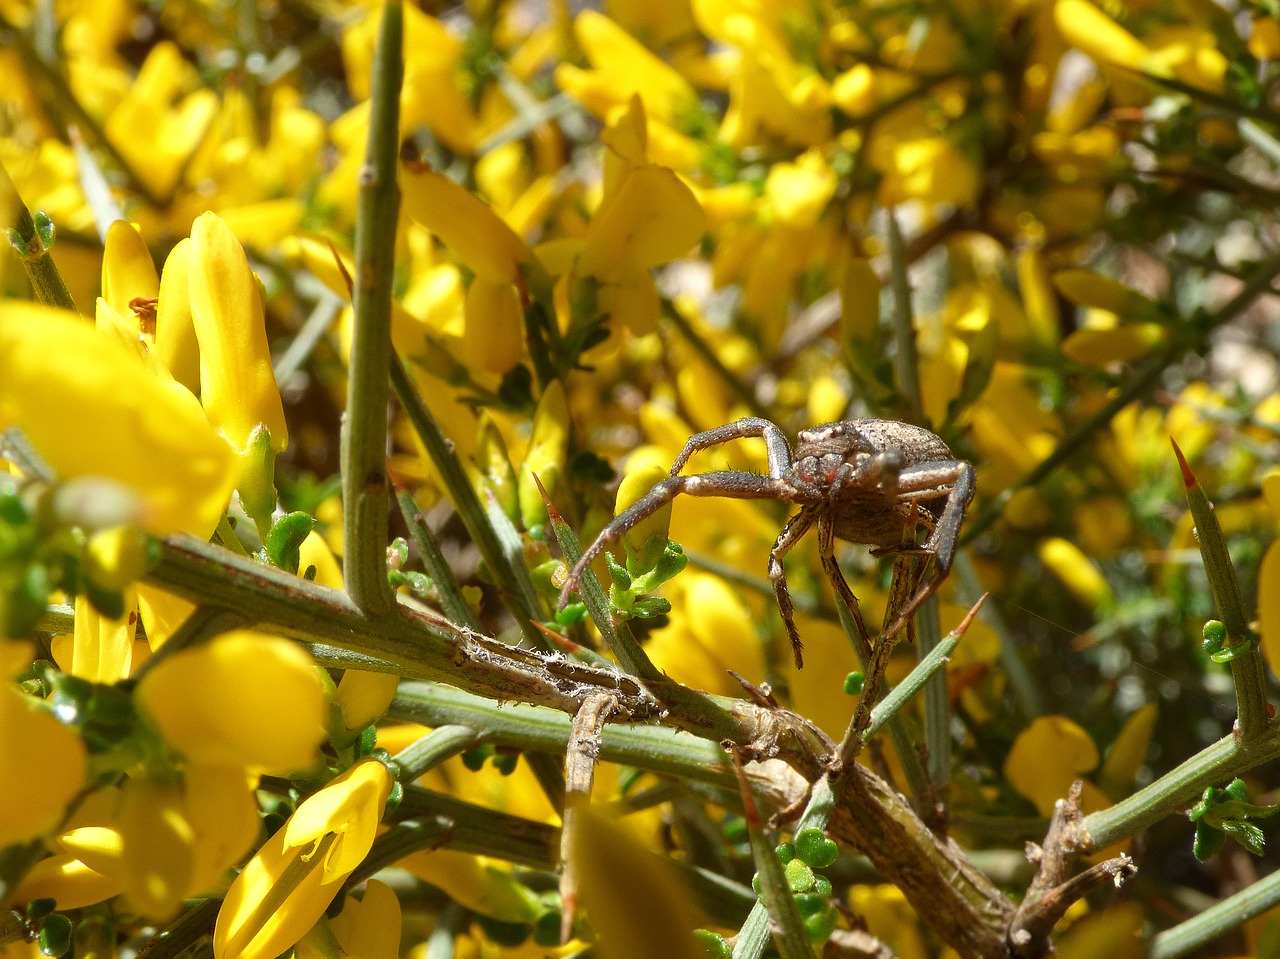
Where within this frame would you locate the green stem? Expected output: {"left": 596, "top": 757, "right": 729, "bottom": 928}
{"left": 1082, "top": 724, "right": 1280, "bottom": 851}
{"left": 542, "top": 487, "right": 660, "bottom": 679}
{"left": 868, "top": 627, "right": 961, "bottom": 739}
{"left": 1171, "top": 439, "right": 1270, "bottom": 741}
{"left": 831, "top": 591, "right": 929, "bottom": 798}
{"left": 131, "top": 899, "right": 219, "bottom": 959}
{"left": 391, "top": 724, "right": 480, "bottom": 781}
{"left": 730, "top": 903, "right": 773, "bottom": 959}
{"left": 661, "top": 302, "right": 769, "bottom": 420}
{"left": 3, "top": 174, "right": 75, "bottom": 312}
{"left": 914, "top": 595, "right": 950, "bottom": 795}
{"left": 731, "top": 749, "right": 815, "bottom": 959}
{"left": 1149, "top": 866, "right": 1280, "bottom": 959}
{"left": 886, "top": 208, "right": 922, "bottom": 424}
{"left": 340, "top": 0, "right": 402, "bottom": 617}
{"left": 390, "top": 355, "right": 547, "bottom": 650}
{"left": 395, "top": 488, "right": 480, "bottom": 630}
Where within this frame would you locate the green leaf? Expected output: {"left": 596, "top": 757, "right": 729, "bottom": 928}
{"left": 1222, "top": 820, "right": 1266, "bottom": 856}
{"left": 266, "top": 511, "right": 314, "bottom": 574}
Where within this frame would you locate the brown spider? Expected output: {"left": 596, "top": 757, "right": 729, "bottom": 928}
{"left": 557, "top": 417, "right": 976, "bottom": 668}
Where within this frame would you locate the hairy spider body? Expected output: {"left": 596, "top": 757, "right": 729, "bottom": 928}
{"left": 558, "top": 417, "right": 975, "bottom": 668}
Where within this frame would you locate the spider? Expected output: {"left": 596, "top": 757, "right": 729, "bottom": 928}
{"left": 557, "top": 417, "right": 976, "bottom": 668}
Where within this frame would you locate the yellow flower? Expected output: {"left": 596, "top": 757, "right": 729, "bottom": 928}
{"left": 399, "top": 849, "right": 541, "bottom": 923}
{"left": 1003, "top": 716, "right": 1110, "bottom": 817}
{"left": 103, "top": 42, "right": 217, "bottom": 199}
{"left": 213, "top": 759, "right": 394, "bottom": 959}
{"left": 517, "top": 381, "right": 570, "bottom": 530}
{"left": 188, "top": 211, "right": 289, "bottom": 455}
{"left": 555, "top": 11, "right": 700, "bottom": 136}
{"left": 135, "top": 629, "right": 327, "bottom": 775}
{"left": 1257, "top": 469, "right": 1280, "bottom": 676}
{"left": 0, "top": 642, "right": 87, "bottom": 846}
{"left": 401, "top": 165, "right": 534, "bottom": 375}
{"left": 616, "top": 461, "right": 672, "bottom": 571}
{"left": 297, "top": 879, "right": 402, "bottom": 959}
{"left": 0, "top": 304, "right": 235, "bottom": 538}
{"left": 54, "top": 589, "right": 138, "bottom": 684}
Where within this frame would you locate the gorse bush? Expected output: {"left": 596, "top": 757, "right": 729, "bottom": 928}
{"left": 2, "top": 0, "right": 1280, "bottom": 956}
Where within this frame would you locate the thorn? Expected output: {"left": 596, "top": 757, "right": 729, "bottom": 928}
{"left": 727, "top": 670, "right": 777, "bottom": 708}
{"left": 949, "top": 592, "right": 988, "bottom": 639}
{"left": 729, "top": 744, "right": 765, "bottom": 830}
{"left": 531, "top": 618, "right": 578, "bottom": 652}
{"left": 1170, "top": 437, "right": 1197, "bottom": 489}
{"left": 531, "top": 472, "right": 565, "bottom": 526}
{"left": 327, "top": 238, "right": 355, "bottom": 299}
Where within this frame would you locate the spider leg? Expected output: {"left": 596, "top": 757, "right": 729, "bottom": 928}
{"left": 879, "top": 460, "right": 976, "bottom": 641}
{"left": 670, "top": 417, "right": 793, "bottom": 479}
{"left": 769, "top": 506, "right": 818, "bottom": 669}
{"left": 558, "top": 470, "right": 797, "bottom": 609}
{"left": 817, "top": 514, "right": 872, "bottom": 663}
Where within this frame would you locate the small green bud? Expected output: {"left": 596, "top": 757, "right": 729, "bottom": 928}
{"left": 775, "top": 841, "right": 797, "bottom": 864}
{"left": 843, "top": 671, "right": 865, "bottom": 695}
{"left": 1202, "top": 620, "right": 1227, "bottom": 654}
{"left": 693, "top": 930, "right": 731, "bottom": 959}
{"left": 267, "top": 511, "right": 314, "bottom": 574}
{"left": 784, "top": 858, "right": 815, "bottom": 892}
{"left": 795, "top": 828, "right": 839, "bottom": 868}
{"left": 37, "top": 914, "right": 72, "bottom": 958}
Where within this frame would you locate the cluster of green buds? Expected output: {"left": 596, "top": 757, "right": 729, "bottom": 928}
{"left": 604, "top": 462, "right": 687, "bottom": 621}
{"left": 6, "top": 897, "right": 73, "bottom": 958}
{"left": 0, "top": 476, "right": 150, "bottom": 637}
{"left": 1201, "top": 619, "right": 1259, "bottom": 664}
{"left": 1188, "top": 777, "right": 1279, "bottom": 861}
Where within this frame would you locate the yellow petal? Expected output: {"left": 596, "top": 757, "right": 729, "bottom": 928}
{"left": 1099, "top": 703, "right": 1158, "bottom": 797}
{"left": 1037, "top": 537, "right": 1114, "bottom": 607}
{"left": 401, "top": 166, "right": 534, "bottom": 283}
{"left": 119, "top": 775, "right": 196, "bottom": 918}
{"left": 399, "top": 849, "right": 541, "bottom": 922}
{"left": 616, "top": 461, "right": 672, "bottom": 571}
{"left": 188, "top": 212, "right": 288, "bottom": 454}
{"left": 185, "top": 764, "right": 262, "bottom": 894}
{"left": 327, "top": 879, "right": 402, "bottom": 959}
{"left": 135, "top": 584, "right": 196, "bottom": 652}
{"left": 1061, "top": 324, "right": 1164, "bottom": 366}
{"left": 0, "top": 304, "right": 234, "bottom": 538}
{"left": 136, "top": 630, "right": 327, "bottom": 775}
{"left": 1053, "top": 269, "right": 1159, "bottom": 318}
{"left": 335, "top": 670, "right": 401, "bottom": 731}
{"left": 11, "top": 852, "right": 121, "bottom": 910}
{"left": 155, "top": 238, "right": 201, "bottom": 394}
{"left": 579, "top": 165, "right": 706, "bottom": 281}
{"left": 102, "top": 220, "right": 159, "bottom": 319}
{"left": 570, "top": 808, "right": 704, "bottom": 959}
{"left": 282, "top": 760, "right": 392, "bottom": 878}
{"left": 0, "top": 681, "right": 87, "bottom": 845}
{"left": 214, "top": 821, "right": 343, "bottom": 959}
{"left": 1260, "top": 540, "right": 1280, "bottom": 679}
{"left": 463, "top": 278, "right": 524, "bottom": 374}
{"left": 1004, "top": 716, "right": 1099, "bottom": 816}
{"left": 70, "top": 593, "right": 137, "bottom": 684}
{"left": 1054, "top": 0, "right": 1150, "bottom": 70}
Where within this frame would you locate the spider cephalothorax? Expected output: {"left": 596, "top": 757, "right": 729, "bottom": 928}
{"left": 558, "top": 417, "right": 975, "bottom": 668}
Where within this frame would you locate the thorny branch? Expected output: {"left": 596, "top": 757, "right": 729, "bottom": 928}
{"left": 148, "top": 534, "right": 1137, "bottom": 959}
